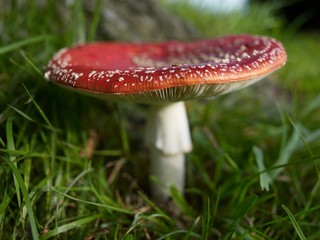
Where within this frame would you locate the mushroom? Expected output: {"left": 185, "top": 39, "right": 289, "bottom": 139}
{"left": 44, "top": 35, "right": 287, "bottom": 201}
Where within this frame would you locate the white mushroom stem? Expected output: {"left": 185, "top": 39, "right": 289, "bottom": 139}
{"left": 145, "top": 101, "right": 192, "bottom": 201}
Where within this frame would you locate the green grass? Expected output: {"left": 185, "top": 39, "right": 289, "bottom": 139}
{"left": 1, "top": 1, "right": 320, "bottom": 239}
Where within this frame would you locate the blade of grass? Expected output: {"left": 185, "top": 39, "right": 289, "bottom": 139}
{"left": 91, "top": 149, "right": 123, "bottom": 156}
{"left": 0, "top": 189, "right": 15, "bottom": 215}
{"left": 137, "top": 191, "right": 175, "bottom": 225}
{"left": 301, "top": 95, "right": 320, "bottom": 118}
{"left": 117, "top": 104, "right": 130, "bottom": 154}
{"left": 0, "top": 148, "right": 51, "bottom": 158}
{"left": 47, "top": 168, "right": 94, "bottom": 227}
{"left": 22, "top": 84, "right": 53, "bottom": 129}
{"left": 229, "top": 195, "right": 258, "bottom": 231}
{"left": 288, "top": 118, "right": 313, "bottom": 157}
{"left": 270, "top": 124, "right": 301, "bottom": 179}
{"left": 0, "top": 189, "right": 15, "bottom": 236}
{"left": 282, "top": 204, "right": 307, "bottom": 240}
{"left": 212, "top": 186, "right": 221, "bottom": 223}
{"left": 184, "top": 216, "right": 200, "bottom": 240}
{"left": 113, "top": 224, "right": 120, "bottom": 240}
{"left": 8, "top": 104, "right": 36, "bottom": 123}
{"left": 156, "top": 230, "right": 200, "bottom": 240}
{"left": 170, "top": 186, "right": 196, "bottom": 217}
{"left": 124, "top": 234, "right": 134, "bottom": 240}
{"left": 20, "top": 50, "right": 43, "bottom": 77}
{"left": 6, "top": 118, "right": 21, "bottom": 207}
{"left": 3, "top": 154, "right": 39, "bottom": 240}
{"left": 39, "top": 214, "right": 102, "bottom": 240}
{"left": 0, "top": 137, "right": 5, "bottom": 147}
{"left": 88, "top": 0, "right": 103, "bottom": 42}
{"left": 74, "top": 0, "right": 87, "bottom": 43}
{"left": 190, "top": 155, "right": 215, "bottom": 190}
{"left": 256, "top": 203, "right": 320, "bottom": 229}
{"left": 22, "top": 158, "right": 32, "bottom": 223}
{"left": 21, "top": 84, "right": 59, "bottom": 223}
{"left": 201, "top": 198, "right": 213, "bottom": 240}
{"left": 0, "top": 35, "right": 49, "bottom": 55}
{"left": 51, "top": 187, "right": 133, "bottom": 214}
{"left": 224, "top": 153, "right": 239, "bottom": 172}
{"left": 253, "top": 146, "right": 272, "bottom": 191}
{"left": 123, "top": 212, "right": 143, "bottom": 238}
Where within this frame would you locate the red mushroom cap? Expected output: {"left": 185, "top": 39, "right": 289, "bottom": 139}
{"left": 45, "top": 35, "right": 287, "bottom": 103}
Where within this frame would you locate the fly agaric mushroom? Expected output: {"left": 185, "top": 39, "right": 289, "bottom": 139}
{"left": 45, "top": 35, "right": 287, "bottom": 201}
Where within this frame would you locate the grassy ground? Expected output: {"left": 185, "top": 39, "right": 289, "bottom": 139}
{"left": 1, "top": 1, "right": 320, "bottom": 239}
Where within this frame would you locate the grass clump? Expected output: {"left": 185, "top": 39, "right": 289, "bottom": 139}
{"left": 1, "top": 1, "right": 320, "bottom": 239}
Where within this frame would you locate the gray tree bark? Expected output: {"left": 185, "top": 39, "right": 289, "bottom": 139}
{"left": 2, "top": 0, "right": 200, "bottom": 42}
{"left": 83, "top": 0, "right": 200, "bottom": 41}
